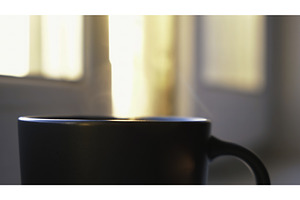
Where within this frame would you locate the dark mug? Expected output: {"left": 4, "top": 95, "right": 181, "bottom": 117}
{"left": 18, "top": 116, "right": 270, "bottom": 185}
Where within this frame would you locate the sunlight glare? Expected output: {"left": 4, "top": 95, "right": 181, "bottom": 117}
{"left": 41, "top": 16, "right": 83, "bottom": 80}
{"left": 109, "top": 16, "right": 144, "bottom": 117}
{"left": 0, "top": 16, "right": 30, "bottom": 77}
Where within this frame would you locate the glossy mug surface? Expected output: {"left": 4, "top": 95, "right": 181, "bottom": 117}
{"left": 18, "top": 116, "right": 270, "bottom": 185}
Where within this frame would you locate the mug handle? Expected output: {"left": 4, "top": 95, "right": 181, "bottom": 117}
{"left": 207, "top": 136, "right": 271, "bottom": 185}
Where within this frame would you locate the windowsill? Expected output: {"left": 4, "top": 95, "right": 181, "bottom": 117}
{"left": 0, "top": 74, "right": 86, "bottom": 88}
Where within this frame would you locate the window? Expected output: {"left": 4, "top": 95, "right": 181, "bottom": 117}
{"left": 0, "top": 16, "right": 29, "bottom": 77}
{"left": 0, "top": 15, "right": 83, "bottom": 81}
{"left": 201, "top": 16, "right": 265, "bottom": 93}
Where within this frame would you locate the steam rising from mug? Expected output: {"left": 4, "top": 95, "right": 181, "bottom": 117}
{"left": 176, "top": 77, "right": 214, "bottom": 120}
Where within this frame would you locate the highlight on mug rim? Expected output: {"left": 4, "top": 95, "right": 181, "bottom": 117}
{"left": 18, "top": 116, "right": 210, "bottom": 123}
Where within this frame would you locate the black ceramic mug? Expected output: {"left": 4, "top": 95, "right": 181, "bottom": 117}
{"left": 18, "top": 116, "right": 270, "bottom": 185}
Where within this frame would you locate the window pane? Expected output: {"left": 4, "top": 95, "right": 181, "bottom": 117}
{"left": 0, "top": 16, "right": 30, "bottom": 77}
{"left": 201, "top": 16, "right": 265, "bottom": 93}
{"left": 0, "top": 15, "right": 83, "bottom": 81}
{"left": 40, "top": 16, "right": 83, "bottom": 80}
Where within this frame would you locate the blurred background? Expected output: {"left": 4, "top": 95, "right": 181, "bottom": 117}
{"left": 0, "top": 15, "right": 299, "bottom": 184}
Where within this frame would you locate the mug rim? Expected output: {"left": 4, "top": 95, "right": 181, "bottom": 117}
{"left": 18, "top": 116, "right": 210, "bottom": 124}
